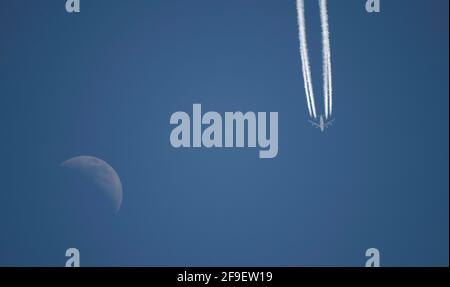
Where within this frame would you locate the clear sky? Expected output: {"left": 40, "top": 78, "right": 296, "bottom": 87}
{"left": 0, "top": 0, "right": 448, "bottom": 266}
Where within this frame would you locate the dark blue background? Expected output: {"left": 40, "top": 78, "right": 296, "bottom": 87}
{"left": 0, "top": 0, "right": 448, "bottom": 266}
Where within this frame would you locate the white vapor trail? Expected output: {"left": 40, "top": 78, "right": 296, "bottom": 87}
{"left": 296, "top": 0, "right": 333, "bottom": 120}
{"left": 296, "top": 0, "right": 317, "bottom": 119}
{"left": 319, "top": 0, "right": 333, "bottom": 119}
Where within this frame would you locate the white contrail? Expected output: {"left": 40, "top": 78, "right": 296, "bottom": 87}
{"left": 296, "top": 0, "right": 333, "bottom": 121}
{"left": 320, "top": 0, "right": 329, "bottom": 118}
{"left": 301, "top": 53, "right": 313, "bottom": 117}
{"left": 319, "top": 0, "right": 333, "bottom": 118}
{"left": 296, "top": 0, "right": 317, "bottom": 119}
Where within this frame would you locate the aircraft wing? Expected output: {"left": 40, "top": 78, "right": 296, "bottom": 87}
{"left": 325, "top": 119, "right": 335, "bottom": 127}
{"left": 308, "top": 120, "right": 320, "bottom": 128}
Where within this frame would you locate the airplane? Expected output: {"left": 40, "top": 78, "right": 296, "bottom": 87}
{"left": 309, "top": 115, "right": 334, "bottom": 132}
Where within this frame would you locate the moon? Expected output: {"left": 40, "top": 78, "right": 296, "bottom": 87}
{"left": 60, "top": 156, "right": 123, "bottom": 213}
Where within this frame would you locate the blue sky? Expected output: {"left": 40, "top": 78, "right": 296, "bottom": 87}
{"left": 0, "top": 0, "right": 448, "bottom": 266}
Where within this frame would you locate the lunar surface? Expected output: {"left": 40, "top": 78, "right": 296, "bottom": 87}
{"left": 60, "top": 156, "right": 123, "bottom": 213}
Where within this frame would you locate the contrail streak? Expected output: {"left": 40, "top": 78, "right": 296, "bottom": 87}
{"left": 296, "top": 0, "right": 317, "bottom": 119}
{"left": 296, "top": 0, "right": 333, "bottom": 121}
{"left": 319, "top": 0, "right": 333, "bottom": 118}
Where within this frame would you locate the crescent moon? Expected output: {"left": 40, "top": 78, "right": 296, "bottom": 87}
{"left": 60, "top": 155, "right": 123, "bottom": 213}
